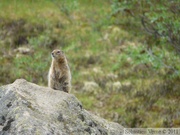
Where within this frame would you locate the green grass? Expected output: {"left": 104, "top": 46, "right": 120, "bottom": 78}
{"left": 0, "top": 0, "right": 180, "bottom": 128}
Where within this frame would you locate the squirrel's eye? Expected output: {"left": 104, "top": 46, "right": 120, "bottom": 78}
{"left": 57, "top": 51, "right": 61, "bottom": 53}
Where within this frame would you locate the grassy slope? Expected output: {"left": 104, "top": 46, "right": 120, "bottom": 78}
{"left": 0, "top": 0, "right": 180, "bottom": 127}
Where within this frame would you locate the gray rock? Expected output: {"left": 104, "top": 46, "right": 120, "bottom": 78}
{"left": 0, "top": 79, "right": 124, "bottom": 135}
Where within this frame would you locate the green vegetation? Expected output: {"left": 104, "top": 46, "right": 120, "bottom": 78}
{"left": 0, "top": 0, "right": 180, "bottom": 128}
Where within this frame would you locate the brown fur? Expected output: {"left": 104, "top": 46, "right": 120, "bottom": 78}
{"left": 48, "top": 49, "right": 71, "bottom": 93}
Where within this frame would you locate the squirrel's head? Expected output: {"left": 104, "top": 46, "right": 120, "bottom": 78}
{"left": 51, "top": 49, "right": 66, "bottom": 62}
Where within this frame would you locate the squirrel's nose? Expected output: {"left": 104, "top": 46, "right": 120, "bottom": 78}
{"left": 51, "top": 52, "right": 54, "bottom": 57}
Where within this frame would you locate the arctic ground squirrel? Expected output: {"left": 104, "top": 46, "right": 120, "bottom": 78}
{"left": 48, "top": 49, "right": 71, "bottom": 93}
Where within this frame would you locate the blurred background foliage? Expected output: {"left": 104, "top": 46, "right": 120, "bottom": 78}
{"left": 0, "top": 0, "right": 180, "bottom": 128}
